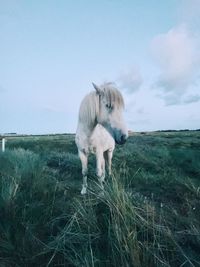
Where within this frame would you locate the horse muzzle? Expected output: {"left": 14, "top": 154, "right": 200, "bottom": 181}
{"left": 115, "top": 131, "right": 128, "bottom": 145}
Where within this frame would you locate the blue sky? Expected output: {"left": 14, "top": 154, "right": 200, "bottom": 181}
{"left": 0, "top": 0, "right": 200, "bottom": 134}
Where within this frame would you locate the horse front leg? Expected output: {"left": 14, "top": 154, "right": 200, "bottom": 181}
{"left": 79, "top": 150, "right": 88, "bottom": 195}
{"left": 96, "top": 151, "right": 105, "bottom": 190}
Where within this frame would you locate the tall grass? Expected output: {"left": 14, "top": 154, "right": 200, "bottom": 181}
{"left": 34, "top": 171, "right": 199, "bottom": 267}
{"left": 0, "top": 132, "right": 200, "bottom": 266}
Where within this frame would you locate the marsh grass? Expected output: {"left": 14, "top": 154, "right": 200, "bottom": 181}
{"left": 0, "top": 132, "right": 200, "bottom": 266}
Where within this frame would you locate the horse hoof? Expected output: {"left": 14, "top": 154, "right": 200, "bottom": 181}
{"left": 81, "top": 187, "right": 87, "bottom": 195}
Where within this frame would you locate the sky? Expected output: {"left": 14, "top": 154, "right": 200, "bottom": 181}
{"left": 0, "top": 0, "right": 200, "bottom": 134}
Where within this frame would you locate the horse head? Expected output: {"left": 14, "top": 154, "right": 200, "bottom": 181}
{"left": 92, "top": 82, "right": 128, "bottom": 145}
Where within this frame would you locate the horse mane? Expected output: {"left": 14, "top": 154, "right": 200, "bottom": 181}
{"left": 78, "top": 83, "right": 124, "bottom": 126}
{"left": 78, "top": 91, "right": 99, "bottom": 126}
{"left": 100, "top": 82, "right": 125, "bottom": 109}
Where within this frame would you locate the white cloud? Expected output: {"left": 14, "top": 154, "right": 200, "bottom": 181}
{"left": 151, "top": 24, "right": 200, "bottom": 105}
{"left": 116, "top": 66, "right": 143, "bottom": 94}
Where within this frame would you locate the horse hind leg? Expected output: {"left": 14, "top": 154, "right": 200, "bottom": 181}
{"left": 79, "top": 150, "right": 88, "bottom": 195}
{"left": 107, "top": 149, "right": 113, "bottom": 176}
{"left": 101, "top": 156, "right": 106, "bottom": 183}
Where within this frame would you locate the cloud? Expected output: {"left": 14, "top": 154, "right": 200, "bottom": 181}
{"left": 183, "top": 94, "right": 200, "bottom": 104}
{"left": 116, "top": 67, "right": 143, "bottom": 94}
{"left": 162, "top": 94, "right": 182, "bottom": 106}
{"left": 151, "top": 24, "right": 200, "bottom": 105}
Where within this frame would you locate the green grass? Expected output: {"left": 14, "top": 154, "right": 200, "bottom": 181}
{"left": 0, "top": 131, "right": 200, "bottom": 266}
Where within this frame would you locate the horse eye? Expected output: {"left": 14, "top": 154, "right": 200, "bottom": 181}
{"left": 106, "top": 104, "right": 113, "bottom": 110}
{"left": 106, "top": 104, "right": 110, "bottom": 109}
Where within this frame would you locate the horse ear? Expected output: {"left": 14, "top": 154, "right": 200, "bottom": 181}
{"left": 92, "top": 83, "right": 102, "bottom": 95}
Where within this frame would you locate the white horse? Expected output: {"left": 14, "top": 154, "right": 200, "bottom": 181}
{"left": 75, "top": 82, "right": 128, "bottom": 194}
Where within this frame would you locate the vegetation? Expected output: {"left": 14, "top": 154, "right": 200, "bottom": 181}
{"left": 0, "top": 131, "right": 200, "bottom": 267}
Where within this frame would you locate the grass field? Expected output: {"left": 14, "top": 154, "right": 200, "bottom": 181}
{"left": 0, "top": 131, "right": 200, "bottom": 267}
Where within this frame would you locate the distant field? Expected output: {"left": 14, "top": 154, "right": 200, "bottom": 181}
{"left": 0, "top": 131, "right": 200, "bottom": 266}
